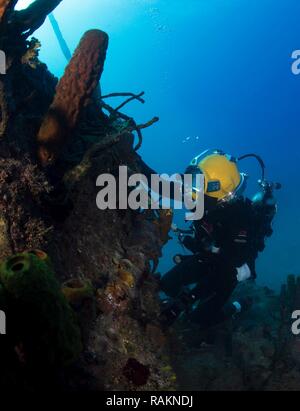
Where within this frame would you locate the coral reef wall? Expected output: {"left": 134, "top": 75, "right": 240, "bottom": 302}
{"left": 0, "top": 0, "right": 176, "bottom": 391}
{"left": 0, "top": 0, "right": 299, "bottom": 392}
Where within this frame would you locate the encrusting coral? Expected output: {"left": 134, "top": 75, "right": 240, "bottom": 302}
{"left": 153, "top": 209, "right": 174, "bottom": 246}
{"left": 37, "top": 29, "right": 109, "bottom": 166}
{"left": 96, "top": 263, "right": 137, "bottom": 316}
{"left": 21, "top": 37, "right": 41, "bottom": 69}
{"left": 0, "top": 159, "right": 51, "bottom": 260}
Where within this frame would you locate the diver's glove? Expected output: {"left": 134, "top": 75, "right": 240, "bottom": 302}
{"left": 233, "top": 297, "right": 253, "bottom": 314}
{"left": 236, "top": 263, "right": 251, "bottom": 282}
{"left": 224, "top": 297, "right": 253, "bottom": 318}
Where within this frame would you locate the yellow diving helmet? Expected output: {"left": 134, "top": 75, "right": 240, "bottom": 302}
{"left": 187, "top": 149, "right": 248, "bottom": 202}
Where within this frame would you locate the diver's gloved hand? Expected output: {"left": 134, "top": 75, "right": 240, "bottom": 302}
{"left": 233, "top": 297, "right": 254, "bottom": 313}
{"left": 223, "top": 297, "right": 253, "bottom": 319}
{"left": 236, "top": 263, "right": 251, "bottom": 282}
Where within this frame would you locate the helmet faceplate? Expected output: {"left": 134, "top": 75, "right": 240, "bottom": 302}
{"left": 189, "top": 149, "right": 247, "bottom": 202}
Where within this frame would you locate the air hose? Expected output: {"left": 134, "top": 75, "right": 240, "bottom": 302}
{"left": 238, "top": 153, "right": 266, "bottom": 181}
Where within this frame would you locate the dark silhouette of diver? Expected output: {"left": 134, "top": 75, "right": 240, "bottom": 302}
{"left": 159, "top": 149, "right": 280, "bottom": 328}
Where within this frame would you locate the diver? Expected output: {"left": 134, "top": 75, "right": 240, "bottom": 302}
{"left": 159, "top": 149, "right": 281, "bottom": 328}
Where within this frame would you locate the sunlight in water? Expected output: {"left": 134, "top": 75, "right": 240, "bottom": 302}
{"left": 15, "top": 0, "right": 35, "bottom": 11}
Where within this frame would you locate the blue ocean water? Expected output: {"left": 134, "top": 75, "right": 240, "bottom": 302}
{"left": 22, "top": 0, "right": 300, "bottom": 290}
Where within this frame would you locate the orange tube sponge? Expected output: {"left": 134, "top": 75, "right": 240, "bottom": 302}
{"left": 37, "top": 29, "right": 109, "bottom": 166}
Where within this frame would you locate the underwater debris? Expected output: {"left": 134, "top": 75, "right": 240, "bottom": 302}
{"left": 37, "top": 29, "right": 109, "bottom": 166}
{"left": 0, "top": 252, "right": 82, "bottom": 367}
{"left": 122, "top": 358, "right": 150, "bottom": 386}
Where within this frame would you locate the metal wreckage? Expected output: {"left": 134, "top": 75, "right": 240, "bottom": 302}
{"left": 0, "top": 0, "right": 299, "bottom": 392}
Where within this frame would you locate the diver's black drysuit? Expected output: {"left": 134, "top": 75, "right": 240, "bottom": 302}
{"left": 160, "top": 195, "right": 276, "bottom": 327}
